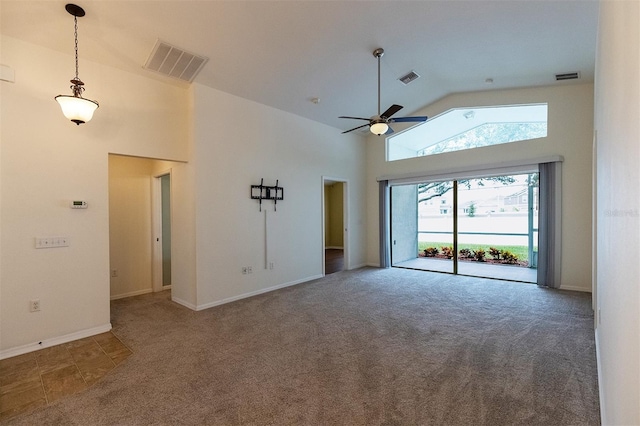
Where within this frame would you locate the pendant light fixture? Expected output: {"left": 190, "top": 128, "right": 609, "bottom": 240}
{"left": 55, "top": 4, "right": 98, "bottom": 125}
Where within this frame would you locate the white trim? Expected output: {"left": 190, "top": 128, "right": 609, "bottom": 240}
{"left": 348, "top": 263, "right": 369, "bottom": 270}
{"left": 557, "top": 285, "right": 592, "bottom": 293}
{"left": 378, "top": 155, "right": 564, "bottom": 184}
{"left": 110, "top": 288, "right": 153, "bottom": 300}
{"left": 595, "top": 330, "right": 606, "bottom": 425}
{"left": 0, "top": 323, "right": 112, "bottom": 360}
{"left": 592, "top": 130, "right": 598, "bottom": 314}
{"left": 194, "top": 274, "right": 323, "bottom": 311}
{"left": 172, "top": 296, "right": 197, "bottom": 310}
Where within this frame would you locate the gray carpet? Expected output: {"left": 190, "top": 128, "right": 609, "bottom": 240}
{"left": 5, "top": 267, "right": 600, "bottom": 425}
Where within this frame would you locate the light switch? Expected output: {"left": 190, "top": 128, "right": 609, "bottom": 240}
{"left": 35, "top": 237, "right": 70, "bottom": 249}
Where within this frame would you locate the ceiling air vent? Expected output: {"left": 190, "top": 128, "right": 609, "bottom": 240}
{"left": 555, "top": 72, "right": 580, "bottom": 81}
{"left": 398, "top": 70, "right": 420, "bottom": 85}
{"left": 144, "top": 40, "right": 208, "bottom": 83}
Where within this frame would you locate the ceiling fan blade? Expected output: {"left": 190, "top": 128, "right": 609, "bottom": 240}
{"left": 342, "top": 123, "right": 370, "bottom": 134}
{"left": 381, "top": 104, "right": 403, "bottom": 119}
{"left": 390, "top": 116, "right": 428, "bottom": 123}
{"left": 339, "top": 116, "right": 371, "bottom": 121}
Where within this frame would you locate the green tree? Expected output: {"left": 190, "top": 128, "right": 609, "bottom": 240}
{"left": 467, "top": 202, "right": 476, "bottom": 217}
{"left": 418, "top": 122, "right": 547, "bottom": 157}
{"left": 418, "top": 176, "right": 515, "bottom": 204}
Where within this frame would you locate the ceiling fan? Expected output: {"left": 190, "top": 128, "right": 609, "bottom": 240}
{"left": 340, "top": 48, "right": 428, "bottom": 135}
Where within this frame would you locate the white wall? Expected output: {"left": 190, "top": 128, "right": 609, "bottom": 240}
{"left": 191, "top": 84, "right": 366, "bottom": 309}
{"left": 0, "top": 36, "right": 190, "bottom": 356}
{"left": 167, "top": 158, "right": 197, "bottom": 308}
{"left": 366, "top": 83, "right": 594, "bottom": 292}
{"left": 594, "top": 1, "right": 640, "bottom": 424}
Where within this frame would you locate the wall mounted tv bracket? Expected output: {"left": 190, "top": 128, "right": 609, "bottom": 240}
{"left": 251, "top": 178, "right": 284, "bottom": 211}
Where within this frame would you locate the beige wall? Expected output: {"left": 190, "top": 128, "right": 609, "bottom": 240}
{"left": 0, "top": 36, "right": 190, "bottom": 356}
{"left": 366, "top": 83, "right": 594, "bottom": 292}
{"left": 594, "top": 1, "right": 640, "bottom": 423}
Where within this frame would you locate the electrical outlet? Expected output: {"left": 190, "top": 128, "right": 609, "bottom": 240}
{"left": 247, "top": 266, "right": 253, "bottom": 274}
{"left": 30, "top": 299, "right": 40, "bottom": 312}
{"left": 269, "top": 262, "right": 274, "bottom": 270}
{"left": 242, "top": 267, "right": 248, "bottom": 275}
{"left": 111, "top": 269, "right": 118, "bottom": 278}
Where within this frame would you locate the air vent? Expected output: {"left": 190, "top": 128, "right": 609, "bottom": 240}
{"left": 398, "top": 70, "right": 420, "bottom": 85}
{"left": 555, "top": 72, "right": 580, "bottom": 81}
{"left": 144, "top": 40, "right": 208, "bottom": 83}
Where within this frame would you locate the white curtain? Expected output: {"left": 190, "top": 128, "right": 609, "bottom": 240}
{"left": 537, "top": 161, "right": 562, "bottom": 288}
{"left": 379, "top": 180, "right": 391, "bottom": 268}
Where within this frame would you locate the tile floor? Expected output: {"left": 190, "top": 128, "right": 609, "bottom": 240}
{"left": 0, "top": 332, "right": 132, "bottom": 421}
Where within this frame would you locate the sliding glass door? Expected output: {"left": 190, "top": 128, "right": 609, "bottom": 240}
{"left": 391, "top": 181, "right": 455, "bottom": 273}
{"left": 390, "top": 173, "right": 539, "bottom": 283}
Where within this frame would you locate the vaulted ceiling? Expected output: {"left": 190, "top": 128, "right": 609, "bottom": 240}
{"left": 0, "top": 1, "right": 599, "bottom": 134}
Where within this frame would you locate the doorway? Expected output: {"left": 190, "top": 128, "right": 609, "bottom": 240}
{"left": 153, "top": 172, "right": 172, "bottom": 291}
{"left": 108, "top": 155, "right": 177, "bottom": 300}
{"left": 322, "top": 177, "right": 348, "bottom": 275}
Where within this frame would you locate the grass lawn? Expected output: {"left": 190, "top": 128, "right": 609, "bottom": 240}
{"left": 418, "top": 241, "right": 532, "bottom": 262}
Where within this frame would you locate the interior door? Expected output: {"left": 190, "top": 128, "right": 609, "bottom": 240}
{"left": 153, "top": 171, "right": 172, "bottom": 291}
{"left": 160, "top": 174, "right": 172, "bottom": 287}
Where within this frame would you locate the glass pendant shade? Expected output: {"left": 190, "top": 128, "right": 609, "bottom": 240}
{"left": 55, "top": 94, "right": 99, "bottom": 125}
{"left": 370, "top": 121, "right": 389, "bottom": 135}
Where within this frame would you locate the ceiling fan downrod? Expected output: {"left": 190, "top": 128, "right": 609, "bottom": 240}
{"left": 373, "top": 48, "right": 384, "bottom": 117}
{"left": 338, "top": 46, "right": 427, "bottom": 135}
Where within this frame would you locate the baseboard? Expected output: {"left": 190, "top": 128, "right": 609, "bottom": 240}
{"left": 110, "top": 288, "right": 153, "bottom": 300}
{"left": 0, "top": 323, "right": 112, "bottom": 360}
{"left": 347, "top": 263, "right": 369, "bottom": 270}
{"left": 595, "top": 329, "right": 606, "bottom": 424}
{"left": 195, "top": 274, "right": 323, "bottom": 311}
{"left": 172, "top": 296, "right": 197, "bottom": 310}
{"left": 558, "top": 284, "right": 592, "bottom": 293}
{"left": 367, "top": 262, "right": 381, "bottom": 267}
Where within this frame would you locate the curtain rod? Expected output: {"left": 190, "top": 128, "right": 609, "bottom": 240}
{"left": 377, "top": 155, "right": 564, "bottom": 183}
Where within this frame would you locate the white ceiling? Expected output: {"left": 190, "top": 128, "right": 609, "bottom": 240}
{"left": 0, "top": 1, "right": 599, "bottom": 134}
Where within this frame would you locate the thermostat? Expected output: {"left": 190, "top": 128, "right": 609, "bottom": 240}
{"left": 70, "top": 200, "right": 88, "bottom": 209}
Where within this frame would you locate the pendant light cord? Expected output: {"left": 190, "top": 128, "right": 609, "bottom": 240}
{"left": 74, "top": 15, "right": 79, "bottom": 81}
{"left": 70, "top": 14, "right": 85, "bottom": 97}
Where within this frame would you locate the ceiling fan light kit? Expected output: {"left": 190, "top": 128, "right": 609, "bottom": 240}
{"left": 55, "top": 3, "right": 99, "bottom": 125}
{"left": 339, "top": 47, "right": 427, "bottom": 136}
{"left": 370, "top": 122, "right": 389, "bottom": 135}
